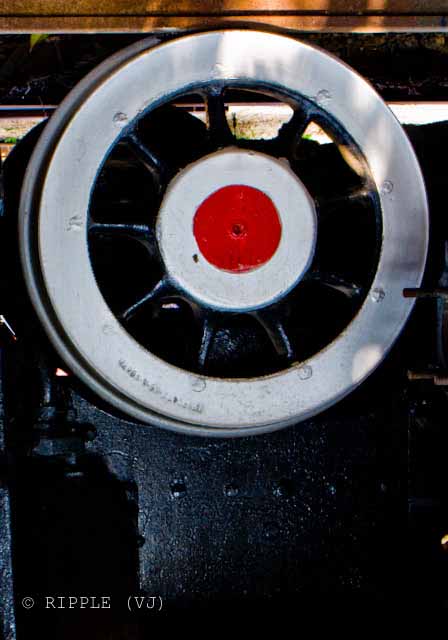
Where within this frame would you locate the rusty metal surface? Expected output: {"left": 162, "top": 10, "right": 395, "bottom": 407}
{"left": 2, "top": 1, "right": 448, "bottom": 15}
{"left": 0, "top": 1, "right": 447, "bottom": 33}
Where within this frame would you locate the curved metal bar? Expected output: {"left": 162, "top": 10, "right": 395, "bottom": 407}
{"left": 126, "top": 131, "right": 168, "bottom": 191}
{"left": 119, "top": 278, "right": 174, "bottom": 322}
{"left": 252, "top": 308, "right": 295, "bottom": 361}
{"left": 204, "top": 87, "right": 234, "bottom": 148}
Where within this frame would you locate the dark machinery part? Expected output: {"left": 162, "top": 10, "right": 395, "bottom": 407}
{"left": 0, "top": 31, "right": 447, "bottom": 637}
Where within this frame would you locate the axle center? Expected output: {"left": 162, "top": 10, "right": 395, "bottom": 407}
{"left": 193, "top": 184, "right": 282, "bottom": 273}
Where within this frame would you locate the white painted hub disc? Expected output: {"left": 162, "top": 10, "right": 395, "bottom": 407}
{"left": 157, "top": 148, "right": 317, "bottom": 311}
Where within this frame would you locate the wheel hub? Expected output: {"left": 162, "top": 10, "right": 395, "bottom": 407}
{"left": 157, "top": 148, "right": 317, "bottom": 311}
{"left": 193, "top": 184, "right": 282, "bottom": 273}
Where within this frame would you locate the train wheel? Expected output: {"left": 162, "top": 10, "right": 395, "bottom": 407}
{"left": 19, "top": 30, "right": 428, "bottom": 436}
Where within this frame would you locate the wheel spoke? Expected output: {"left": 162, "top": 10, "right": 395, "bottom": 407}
{"left": 253, "top": 309, "right": 294, "bottom": 361}
{"left": 305, "top": 271, "right": 363, "bottom": 300}
{"left": 89, "top": 221, "right": 152, "bottom": 240}
{"left": 315, "top": 187, "right": 374, "bottom": 217}
{"left": 125, "top": 131, "right": 168, "bottom": 190}
{"left": 119, "top": 278, "right": 172, "bottom": 322}
{"left": 275, "top": 105, "right": 311, "bottom": 157}
{"left": 198, "top": 317, "right": 216, "bottom": 371}
{"left": 204, "top": 88, "right": 234, "bottom": 147}
{"left": 89, "top": 221, "right": 159, "bottom": 257}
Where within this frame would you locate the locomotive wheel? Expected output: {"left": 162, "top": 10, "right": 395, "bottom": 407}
{"left": 19, "top": 30, "right": 428, "bottom": 436}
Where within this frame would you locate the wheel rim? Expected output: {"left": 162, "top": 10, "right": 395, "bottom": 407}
{"left": 19, "top": 30, "right": 429, "bottom": 436}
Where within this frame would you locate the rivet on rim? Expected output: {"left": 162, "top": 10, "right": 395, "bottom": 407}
{"left": 297, "top": 364, "right": 313, "bottom": 380}
{"left": 113, "top": 112, "right": 128, "bottom": 127}
{"left": 315, "top": 89, "right": 332, "bottom": 106}
{"left": 191, "top": 377, "right": 206, "bottom": 392}
{"left": 381, "top": 180, "right": 394, "bottom": 195}
{"left": 371, "top": 287, "right": 385, "bottom": 303}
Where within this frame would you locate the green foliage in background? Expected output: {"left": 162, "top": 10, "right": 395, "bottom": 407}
{"left": 30, "top": 34, "right": 49, "bottom": 52}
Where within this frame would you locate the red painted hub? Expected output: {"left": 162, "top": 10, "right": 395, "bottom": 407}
{"left": 193, "top": 185, "right": 282, "bottom": 273}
